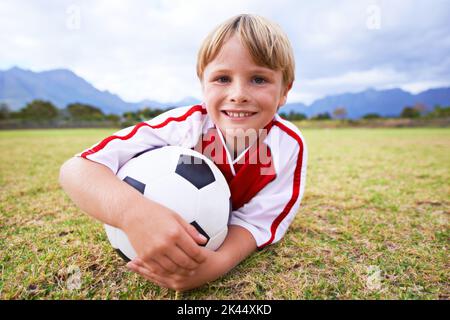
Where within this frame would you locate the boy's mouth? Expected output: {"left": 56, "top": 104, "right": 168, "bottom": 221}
{"left": 221, "top": 110, "right": 257, "bottom": 119}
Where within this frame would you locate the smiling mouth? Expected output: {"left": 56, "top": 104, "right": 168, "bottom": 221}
{"left": 221, "top": 111, "right": 257, "bottom": 118}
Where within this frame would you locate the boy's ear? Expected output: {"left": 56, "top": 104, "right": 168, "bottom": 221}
{"left": 278, "top": 82, "right": 293, "bottom": 108}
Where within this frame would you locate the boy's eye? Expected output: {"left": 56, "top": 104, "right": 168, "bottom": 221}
{"left": 252, "top": 77, "right": 267, "bottom": 84}
{"left": 216, "top": 76, "right": 230, "bottom": 83}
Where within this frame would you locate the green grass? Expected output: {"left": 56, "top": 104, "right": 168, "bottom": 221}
{"left": 0, "top": 128, "right": 449, "bottom": 299}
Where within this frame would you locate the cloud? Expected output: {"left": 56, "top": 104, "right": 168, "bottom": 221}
{"left": 294, "top": 68, "right": 405, "bottom": 103}
{"left": 1, "top": 0, "right": 449, "bottom": 104}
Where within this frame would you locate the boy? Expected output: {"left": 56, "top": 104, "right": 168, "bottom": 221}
{"left": 59, "top": 14, "right": 307, "bottom": 292}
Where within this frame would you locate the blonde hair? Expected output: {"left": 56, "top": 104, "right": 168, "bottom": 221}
{"left": 196, "top": 14, "right": 295, "bottom": 87}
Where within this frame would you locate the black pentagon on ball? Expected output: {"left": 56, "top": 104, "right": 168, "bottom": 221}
{"left": 123, "top": 176, "right": 146, "bottom": 194}
{"left": 175, "top": 155, "right": 215, "bottom": 189}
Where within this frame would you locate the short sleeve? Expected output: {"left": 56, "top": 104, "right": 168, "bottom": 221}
{"left": 75, "top": 105, "right": 207, "bottom": 174}
{"left": 228, "top": 127, "right": 308, "bottom": 249}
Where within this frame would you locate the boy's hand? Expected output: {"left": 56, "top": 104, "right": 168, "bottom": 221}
{"left": 125, "top": 226, "right": 258, "bottom": 292}
{"left": 120, "top": 197, "right": 208, "bottom": 275}
{"left": 126, "top": 248, "right": 216, "bottom": 292}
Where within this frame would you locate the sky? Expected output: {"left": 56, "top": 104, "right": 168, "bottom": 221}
{"left": 1, "top": 0, "right": 449, "bottom": 105}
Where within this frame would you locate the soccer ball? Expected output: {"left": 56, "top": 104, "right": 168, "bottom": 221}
{"left": 104, "top": 145, "right": 231, "bottom": 261}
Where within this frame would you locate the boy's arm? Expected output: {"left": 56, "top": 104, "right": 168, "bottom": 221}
{"left": 59, "top": 156, "right": 208, "bottom": 274}
{"left": 126, "top": 225, "right": 257, "bottom": 291}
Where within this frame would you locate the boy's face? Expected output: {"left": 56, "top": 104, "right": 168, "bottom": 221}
{"left": 201, "top": 35, "right": 290, "bottom": 140}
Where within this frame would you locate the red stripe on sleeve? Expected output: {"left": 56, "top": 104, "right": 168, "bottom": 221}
{"left": 81, "top": 105, "right": 206, "bottom": 158}
{"left": 258, "top": 121, "right": 305, "bottom": 249}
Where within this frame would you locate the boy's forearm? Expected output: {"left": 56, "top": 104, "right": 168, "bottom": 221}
{"left": 59, "top": 156, "right": 145, "bottom": 228}
{"left": 216, "top": 225, "right": 257, "bottom": 270}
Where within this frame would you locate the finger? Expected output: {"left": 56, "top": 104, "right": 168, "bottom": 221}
{"left": 130, "top": 261, "right": 180, "bottom": 290}
{"left": 142, "top": 269, "right": 184, "bottom": 291}
{"left": 134, "top": 257, "right": 170, "bottom": 277}
{"left": 175, "top": 229, "right": 207, "bottom": 264}
{"left": 142, "top": 272, "right": 171, "bottom": 289}
{"left": 132, "top": 260, "right": 189, "bottom": 291}
{"left": 157, "top": 254, "right": 188, "bottom": 275}
{"left": 130, "top": 264, "right": 170, "bottom": 288}
{"left": 178, "top": 217, "right": 209, "bottom": 245}
{"left": 169, "top": 245, "right": 201, "bottom": 271}
{"left": 127, "top": 261, "right": 152, "bottom": 278}
{"left": 148, "top": 277, "right": 169, "bottom": 289}
{"left": 163, "top": 252, "right": 196, "bottom": 276}
{"left": 157, "top": 255, "right": 194, "bottom": 276}
{"left": 136, "top": 257, "right": 193, "bottom": 278}
{"left": 160, "top": 236, "right": 199, "bottom": 274}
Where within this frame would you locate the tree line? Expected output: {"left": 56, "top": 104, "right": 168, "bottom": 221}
{"left": 0, "top": 100, "right": 166, "bottom": 128}
{"left": 0, "top": 99, "right": 449, "bottom": 129}
{"left": 279, "top": 103, "right": 450, "bottom": 121}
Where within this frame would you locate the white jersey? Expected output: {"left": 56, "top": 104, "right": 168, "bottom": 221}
{"left": 78, "top": 104, "right": 308, "bottom": 249}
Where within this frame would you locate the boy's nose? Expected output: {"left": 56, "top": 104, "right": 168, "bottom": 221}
{"left": 229, "top": 83, "right": 249, "bottom": 104}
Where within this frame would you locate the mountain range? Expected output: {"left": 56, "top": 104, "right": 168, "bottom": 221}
{"left": 0, "top": 67, "right": 200, "bottom": 114}
{"left": 1, "top": 67, "right": 449, "bottom": 118}
{"left": 281, "top": 87, "right": 450, "bottom": 118}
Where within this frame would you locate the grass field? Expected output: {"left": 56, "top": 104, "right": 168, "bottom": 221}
{"left": 0, "top": 127, "right": 449, "bottom": 299}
